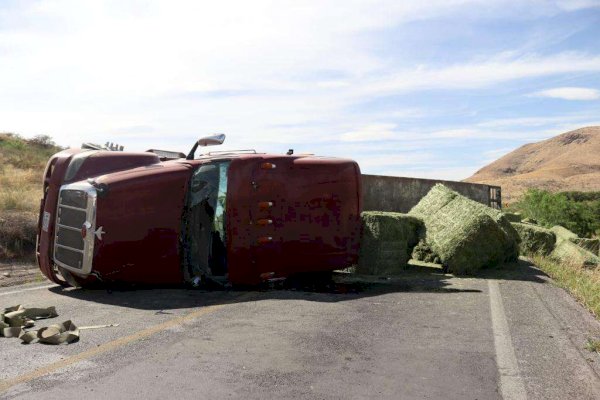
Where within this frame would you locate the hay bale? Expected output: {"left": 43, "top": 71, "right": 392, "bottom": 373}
{"left": 409, "top": 184, "right": 520, "bottom": 275}
{"left": 411, "top": 239, "right": 440, "bottom": 264}
{"left": 357, "top": 212, "right": 424, "bottom": 275}
{"left": 550, "top": 239, "right": 600, "bottom": 268}
{"left": 550, "top": 225, "right": 600, "bottom": 258}
{"left": 511, "top": 222, "right": 556, "bottom": 256}
{"left": 550, "top": 225, "right": 578, "bottom": 241}
{"left": 569, "top": 238, "right": 600, "bottom": 255}
{"left": 503, "top": 212, "right": 522, "bottom": 222}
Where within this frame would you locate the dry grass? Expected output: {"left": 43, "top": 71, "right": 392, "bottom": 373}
{"left": 532, "top": 254, "right": 600, "bottom": 318}
{"left": 0, "top": 164, "right": 42, "bottom": 212}
{"left": 0, "top": 133, "right": 62, "bottom": 260}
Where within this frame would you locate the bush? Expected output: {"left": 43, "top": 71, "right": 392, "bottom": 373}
{"left": 29, "top": 134, "right": 56, "bottom": 148}
{"left": 0, "top": 211, "right": 37, "bottom": 260}
{"left": 513, "top": 189, "right": 600, "bottom": 238}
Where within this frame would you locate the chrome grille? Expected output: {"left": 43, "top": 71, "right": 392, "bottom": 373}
{"left": 53, "top": 182, "right": 97, "bottom": 274}
{"left": 59, "top": 190, "right": 88, "bottom": 208}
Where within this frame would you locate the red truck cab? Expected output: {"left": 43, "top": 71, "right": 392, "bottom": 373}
{"left": 37, "top": 142, "right": 362, "bottom": 287}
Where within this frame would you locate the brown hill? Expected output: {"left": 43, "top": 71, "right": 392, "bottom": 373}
{"left": 465, "top": 126, "right": 600, "bottom": 203}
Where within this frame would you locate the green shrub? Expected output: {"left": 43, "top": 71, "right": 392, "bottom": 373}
{"left": 513, "top": 189, "right": 600, "bottom": 238}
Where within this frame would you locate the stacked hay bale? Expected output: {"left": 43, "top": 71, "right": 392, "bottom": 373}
{"left": 357, "top": 211, "right": 424, "bottom": 275}
{"left": 409, "top": 184, "right": 519, "bottom": 275}
{"left": 503, "top": 212, "right": 523, "bottom": 222}
{"left": 550, "top": 225, "right": 600, "bottom": 268}
{"left": 511, "top": 222, "right": 556, "bottom": 256}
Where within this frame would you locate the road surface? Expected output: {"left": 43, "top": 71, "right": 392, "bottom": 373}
{"left": 1, "top": 260, "right": 600, "bottom": 399}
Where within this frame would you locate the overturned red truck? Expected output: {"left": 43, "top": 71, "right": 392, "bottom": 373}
{"left": 36, "top": 135, "right": 362, "bottom": 287}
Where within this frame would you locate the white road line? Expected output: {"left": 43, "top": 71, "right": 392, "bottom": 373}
{"left": 488, "top": 280, "right": 528, "bottom": 400}
{"left": 0, "top": 284, "right": 58, "bottom": 297}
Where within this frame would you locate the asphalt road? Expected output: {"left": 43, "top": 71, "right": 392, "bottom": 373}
{"left": 1, "top": 260, "right": 600, "bottom": 399}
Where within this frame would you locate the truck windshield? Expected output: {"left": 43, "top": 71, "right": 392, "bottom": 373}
{"left": 183, "top": 161, "right": 230, "bottom": 281}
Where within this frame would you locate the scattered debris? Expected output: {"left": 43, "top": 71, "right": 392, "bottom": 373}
{"left": 20, "top": 320, "right": 79, "bottom": 344}
{"left": 79, "top": 323, "right": 119, "bottom": 330}
{"left": 1, "top": 305, "right": 115, "bottom": 345}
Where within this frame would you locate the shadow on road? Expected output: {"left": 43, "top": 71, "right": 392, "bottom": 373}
{"left": 46, "top": 258, "right": 548, "bottom": 311}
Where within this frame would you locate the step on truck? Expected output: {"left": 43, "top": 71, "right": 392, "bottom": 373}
{"left": 36, "top": 135, "right": 362, "bottom": 287}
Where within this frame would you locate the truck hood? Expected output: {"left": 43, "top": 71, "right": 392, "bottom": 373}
{"left": 88, "top": 162, "right": 193, "bottom": 283}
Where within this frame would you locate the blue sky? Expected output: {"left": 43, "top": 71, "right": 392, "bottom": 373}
{"left": 1, "top": 0, "right": 600, "bottom": 179}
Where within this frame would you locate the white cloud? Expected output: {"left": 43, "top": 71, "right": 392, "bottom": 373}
{"left": 339, "top": 123, "right": 397, "bottom": 142}
{"left": 530, "top": 87, "right": 600, "bottom": 100}
{"left": 555, "top": 0, "right": 600, "bottom": 11}
{"left": 360, "top": 53, "right": 600, "bottom": 95}
{"left": 0, "top": 0, "right": 599, "bottom": 184}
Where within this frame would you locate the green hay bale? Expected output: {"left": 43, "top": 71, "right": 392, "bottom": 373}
{"left": 550, "top": 239, "right": 600, "bottom": 268}
{"left": 551, "top": 225, "right": 599, "bottom": 255}
{"left": 409, "top": 184, "right": 520, "bottom": 275}
{"left": 409, "top": 184, "right": 457, "bottom": 217}
{"left": 569, "top": 238, "right": 600, "bottom": 255}
{"left": 511, "top": 222, "right": 556, "bottom": 256}
{"left": 357, "top": 212, "right": 424, "bottom": 275}
{"left": 411, "top": 239, "right": 440, "bottom": 264}
{"left": 503, "top": 212, "right": 522, "bottom": 222}
{"left": 550, "top": 225, "right": 578, "bottom": 241}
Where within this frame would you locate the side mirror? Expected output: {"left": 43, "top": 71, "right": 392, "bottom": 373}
{"left": 186, "top": 134, "right": 226, "bottom": 160}
{"left": 197, "top": 134, "right": 226, "bottom": 147}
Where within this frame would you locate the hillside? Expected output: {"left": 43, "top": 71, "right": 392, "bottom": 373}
{"left": 0, "top": 133, "right": 62, "bottom": 260}
{"left": 465, "top": 126, "right": 600, "bottom": 203}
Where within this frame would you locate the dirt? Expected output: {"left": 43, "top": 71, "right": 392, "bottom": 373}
{"left": 464, "top": 126, "right": 600, "bottom": 203}
{"left": 0, "top": 261, "right": 43, "bottom": 287}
